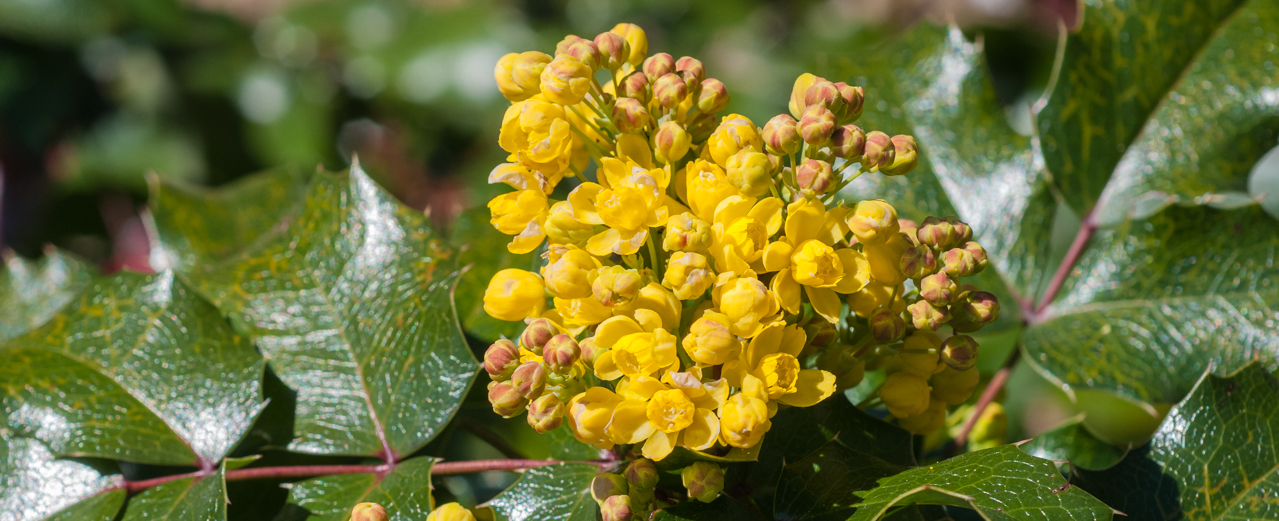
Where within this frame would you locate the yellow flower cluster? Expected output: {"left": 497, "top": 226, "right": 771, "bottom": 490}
{"left": 481, "top": 22, "right": 1001, "bottom": 463}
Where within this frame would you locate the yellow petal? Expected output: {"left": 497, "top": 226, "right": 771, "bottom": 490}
{"left": 713, "top": 195, "right": 755, "bottom": 225}
{"left": 721, "top": 360, "right": 749, "bottom": 389}
{"left": 607, "top": 399, "right": 657, "bottom": 444}
{"left": 585, "top": 228, "right": 620, "bottom": 257}
{"left": 612, "top": 228, "right": 649, "bottom": 255}
{"left": 568, "top": 183, "right": 604, "bottom": 225}
{"left": 745, "top": 323, "right": 784, "bottom": 368}
{"left": 683, "top": 408, "right": 720, "bottom": 451}
{"left": 740, "top": 373, "right": 769, "bottom": 402}
{"left": 769, "top": 268, "right": 802, "bottom": 315}
{"left": 596, "top": 316, "right": 644, "bottom": 348}
{"left": 784, "top": 198, "right": 824, "bottom": 245}
{"left": 616, "top": 135, "right": 654, "bottom": 169}
{"left": 822, "top": 205, "right": 851, "bottom": 245}
{"left": 778, "top": 324, "right": 807, "bottom": 358}
{"left": 594, "top": 350, "right": 623, "bottom": 381}
{"left": 642, "top": 430, "right": 676, "bottom": 461}
{"left": 762, "top": 241, "right": 794, "bottom": 272}
{"left": 508, "top": 219, "right": 546, "bottom": 254}
{"left": 749, "top": 197, "right": 785, "bottom": 236}
{"left": 700, "top": 378, "right": 729, "bottom": 410}
{"left": 778, "top": 369, "right": 837, "bottom": 407}
{"left": 805, "top": 286, "right": 842, "bottom": 323}
{"left": 619, "top": 375, "right": 668, "bottom": 401}
{"left": 631, "top": 308, "right": 663, "bottom": 332}
{"left": 833, "top": 249, "right": 871, "bottom": 294}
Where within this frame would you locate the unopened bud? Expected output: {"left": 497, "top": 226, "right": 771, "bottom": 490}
{"left": 662, "top": 212, "right": 713, "bottom": 253}
{"left": 919, "top": 273, "right": 958, "bottom": 306}
{"left": 592, "top": 266, "right": 642, "bottom": 307}
{"left": 830, "top": 124, "right": 866, "bottom": 159}
{"left": 555, "top": 35, "right": 587, "bottom": 55}
{"left": 676, "top": 56, "right": 706, "bottom": 84}
{"left": 510, "top": 361, "right": 547, "bottom": 400}
{"left": 624, "top": 459, "right": 660, "bottom": 489}
{"left": 351, "top": 502, "right": 388, "bottom": 521}
{"left": 900, "top": 246, "right": 938, "bottom": 279}
{"left": 593, "top": 473, "right": 630, "bottom": 504}
{"left": 862, "top": 131, "right": 895, "bottom": 172}
{"left": 795, "top": 159, "right": 834, "bottom": 195}
{"left": 520, "top": 318, "right": 557, "bottom": 355}
{"left": 961, "top": 240, "right": 988, "bottom": 270}
{"left": 616, "top": 70, "right": 650, "bottom": 103}
{"left": 916, "top": 217, "right": 958, "bottom": 249}
{"left": 488, "top": 381, "right": 527, "bottom": 418}
{"left": 725, "top": 149, "right": 773, "bottom": 197}
{"left": 496, "top": 51, "right": 552, "bottom": 102}
{"left": 947, "top": 218, "right": 973, "bottom": 243}
{"left": 560, "top": 37, "right": 601, "bottom": 71}
{"left": 803, "top": 80, "right": 840, "bottom": 109}
{"left": 762, "top": 114, "right": 800, "bottom": 155}
{"left": 543, "top": 334, "right": 581, "bottom": 373}
{"left": 941, "top": 335, "right": 979, "bottom": 370}
{"left": 696, "top": 78, "right": 730, "bottom": 114}
{"left": 870, "top": 308, "right": 906, "bottom": 342}
{"left": 941, "top": 247, "right": 979, "bottom": 278}
{"left": 601, "top": 495, "right": 634, "bottom": 521}
{"left": 612, "top": 98, "right": 650, "bottom": 133}
{"left": 804, "top": 320, "right": 839, "bottom": 350}
{"left": 484, "top": 339, "right": 520, "bottom": 381}
{"left": 681, "top": 462, "right": 724, "bottom": 503}
{"left": 653, "top": 121, "right": 692, "bottom": 165}
{"left": 527, "top": 393, "right": 565, "bottom": 433}
{"left": 898, "top": 219, "right": 920, "bottom": 247}
{"left": 881, "top": 135, "right": 918, "bottom": 176}
{"left": 426, "top": 503, "right": 476, "bottom": 521}
{"left": 908, "top": 300, "right": 950, "bottom": 331}
{"left": 594, "top": 32, "right": 630, "bottom": 71}
{"left": 579, "top": 337, "right": 603, "bottom": 367}
{"left": 848, "top": 199, "right": 899, "bottom": 245}
{"left": 798, "top": 104, "right": 836, "bottom": 145}
{"left": 540, "top": 54, "right": 592, "bottom": 105}
{"left": 833, "top": 83, "right": 865, "bottom": 123}
{"left": 642, "top": 52, "right": 675, "bottom": 82}
{"left": 955, "top": 291, "right": 999, "bottom": 326}
{"left": 653, "top": 72, "right": 688, "bottom": 109}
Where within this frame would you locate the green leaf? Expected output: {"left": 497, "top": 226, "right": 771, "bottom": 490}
{"left": 121, "top": 466, "right": 226, "bottom": 521}
{"left": 188, "top": 164, "right": 478, "bottom": 459}
{"left": 1, "top": 271, "right": 265, "bottom": 466}
{"left": 449, "top": 206, "right": 540, "bottom": 343}
{"left": 653, "top": 497, "right": 767, "bottom": 521}
{"left": 1073, "top": 363, "right": 1279, "bottom": 520}
{"left": 486, "top": 463, "right": 598, "bottom": 521}
{"left": 774, "top": 441, "right": 907, "bottom": 521}
{"left": 287, "top": 456, "right": 437, "bottom": 520}
{"left": 1023, "top": 205, "right": 1279, "bottom": 405}
{"left": 848, "top": 445, "right": 1114, "bottom": 521}
{"left": 149, "top": 167, "right": 311, "bottom": 272}
{"left": 543, "top": 426, "right": 605, "bottom": 461}
{"left": 1019, "top": 416, "right": 1128, "bottom": 471}
{"left": 0, "top": 249, "right": 92, "bottom": 342}
{"left": 1036, "top": 0, "right": 1255, "bottom": 213}
{"left": 0, "top": 435, "right": 122, "bottom": 521}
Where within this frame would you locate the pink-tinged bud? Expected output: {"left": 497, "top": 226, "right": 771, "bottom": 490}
{"left": 520, "top": 318, "right": 557, "bottom": 355}
{"left": 798, "top": 104, "right": 836, "bottom": 145}
{"left": 831, "top": 124, "right": 866, "bottom": 159}
{"left": 696, "top": 78, "right": 730, "bottom": 114}
{"left": 555, "top": 35, "right": 587, "bottom": 55}
{"left": 870, "top": 308, "right": 906, "bottom": 342}
{"left": 654, "top": 121, "right": 692, "bottom": 164}
{"left": 624, "top": 459, "right": 659, "bottom": 488}
{"left": 594, "top": 32, "right": 630, "bottom": 71}
{"left": 862, "top": 131, "right": 895, "bottom": 172}
{"left": 351, "top": 502, "right": 389, "bottom": 521}
{"left": 676, "top": 56, "right": 705, "bottom": 83}
{"left": 941, "top": 247, "right": 979, "bottom": 278}
{"left": 612, "top": 98, "right": 651, "bottom": 133}
{"left": 653, "top": 72, "right": 688, "bottom": 109}
{"left": 483, "top": 339, "right": 520, "bottom": 381}
{"left": 496, "top": 51, "right": 553, "bottom": 102}
{"left": 961, "top": 240, "right": 987, "bottom": 270}
{"left": 955, "top": 291, "right": 999, "bottom": 325}
{"left": 795, "top": 159, "right": 834, "bottom": 195}
{"left": 526, "top": 393, "right": 564, "bottom": 433}
{"left": 609, "top": 23, "right": 647, "bottom": 67}
{"left": 561, "top": 38, "right": 601, "bottom": 71}
{"left": 804, "top": 320, "right": 839, "bottom": 350}
{"left": 900, "top": 246, "right": 938, "bottom": 279}
{"left": 919, "top": 272, "right": 958, "bottom": 306}
{"left": 762, "top": 114, "right": 801, "bottom": 156}
{"left": 643, "top": 53, "right": 675, "bottom": 82}
{"left": 803, "top": 81, "right": 840, "bottom": 109}
{"left": 488, "top": 381, "right": 527, "bottom": 418}
{"left": 579, "top": 337, "right": 602, "bottom": 367}
{"left": 542, "top": 334, "right": 581, "bottom": 373}
{"left": 941, "top": 335, "right": 979, "bottom": 370}
{"left": 687, "top": 112, "right": 717, "bottom": 142}
{"left": 908, "top": 300, "right": 950, "bottom": 331}
{"left": 943, "top": 217, "right": 971, "bottom": 244}
{"left": 540, "top": 54, "right": 592, "bottom": 105}
{"left": 616, "top": 70, "right": 650, "bottom": 103}
{"left": 681, "top": 462, "right": 724, "bottom": 503}
{"left": 898, "top": 219, "right": 920, "bottom": 246}
{"left": 593, "top": 473, "right": 630, "bottom": 504}
{"left": 881, "top": 135, "right": 918, "bottom": 176}
{"left": 833, "top": 83, "right": 865, "bottom": 123}
{"left": 601, "top": 495, "right": 634, "bottom": 521}
{"left": 510, "top": 361, "right": 547, "bottom": 400}
{"left": 916, "top": 216, "right": 958, "bottom": 249}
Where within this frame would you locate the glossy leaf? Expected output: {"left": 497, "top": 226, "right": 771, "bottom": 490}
{"left": 1023, "top": 205, "right": 1279, "bottom": 405}
{"left": 1037, "top": 0, "right": 1252, "bottom": 213}
{"left": 1020, "top": 417, "right": 1128, "bottom": 471}
{"left": 775, "top": 441, "right": 906, "bottom": 521}
{"left": 0, "top": 271, "right": 264, "bottom": 466}
{"left": 449, "top": 206, "right": 540, "bottom": 343}
{"left": 189, "top": 164, "right": 478, "bottom": 459}
{"left": 0, "top": 249, "right": 92, "bottom": 342}
{"left": 0, "top": 435, "right": 122, "bottom": 521}
{"left": 287, "top": 457, "right": 436, "bottom": 520}
{"left": 122, "top": 466, "right": 226, "bottom": 521}
{"left": 486, "top": 463, "right": 598, "bottom": 521}
{"left": 543, "top": 426, "right": 604, "bottom": 461}
{"left": 848, "top": 445, "right": 1114, "bottom": 521}
{"left": 1074, "top": 363, "right": 1279, "bottom": 520}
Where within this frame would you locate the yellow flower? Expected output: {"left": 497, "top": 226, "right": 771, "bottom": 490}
{"left": 499, "top": 99, "right": 577, "bottom": 178}
{"left": 628, "top": 282, "right": 681, "bottom": 332}
{"left": 847, "top": 200, "right": 899, "bottom": 246}
{"left": 544, "top": 200, "right": 595, "bottom": 245}
{"left": 788, "top": 73, "right": 821, "bottom": 119}
{"left": 487, "top": 188, "right": 548, "bottom": 254}
{"left": 707, "top": 114, "right": 762, "bottom": 167}
{"left": 592, "top": 265, "right": 643, "bottom": 308}
{"left": 570, "top": 158, "right": 676, "bottom": 256}
{"left": 489, "top": 162, "right": 554, "bottom": 195}
{"left": 846, "top": 281, "right": 905, "bottom": 318}
{"left": 495, "top": 51, "right": 551, "bottom": 102}
{"left": 567, "top": 386, "right": 623, "bottom": 448}
{"left": 553, "top": 295, "right": 613, "bottom": 329}
{"left": 722, "top": 324, "right": 836, "bottom": 407}
{"left": 683, "top": 159, "right": 741, "bottom": 223}
{"left": 616, "top": 133, "right": 654, "bottom": 168}
{"left": 864, "top": 233, "right": 911, "bottom": 286}
{"left": 426, "top": 503, "right": 476, "bottom": 521}
{"left": 654, "top": 121, "right": 691, "bottom": 165}
{"left": 592, "top": 311, "right": 680, "bottom": 380}
{"left": 662, "top": 251, "right": 714, "bottom": 300}
{"left": 707, "top": 195, "right": 782, "bottom": 273}
{"left": 725, "top": 149, "right": 774, "bottom": 197}
{"left": 681, "top": 310, "right": 741, "bottom": 365}
{"left": 540, "top": 55, "right": 592, "bottom": 105}
{"left": 484, "top": 269, "right": 546, "bottom": 322}
{"left": 542, "top": 246, "right": 600, "bottom": 299}
{"left": 605, "top": 372, "right": 727, "bottom": 460}
{"left": 762, "top": 198, "right": 869, "bottom": 321}
{"left": 718, "top": 388, "right": 771, "bottom": 449}
{"left": 711, "top": 271, "right": 781, "bottom": 339}
{"left": 610, "top": 23, "right": 648, "bottom": 68}
{"left": 662, "top": 212, "right": 713, "bottom": 253}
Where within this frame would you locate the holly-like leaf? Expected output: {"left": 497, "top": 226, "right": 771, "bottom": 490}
{"left": 0, "top": 435, "right": 123, "bottom": 521}
{"left": 0, "top": 249, "right": 92, "bottom": 342}
{"left": 486, "top": 463, "right": 598, "bottom": 521}
{"left": 1073, "top": 363, "right": 1279, "bottom": 520}
{"left": 0, "top": 270, "right": 265, "bottom": 466}
{"left": 286, "top": 457, "right": 436, "bottom": 520}
{"left": 121, "top": 466, "right": 226, "bottom": 521}
{"left": 1020, "top": 416, "right": 1128, "bottom": 471}
{"left": 1023, "top": 205, "right": 1279, "bottom": 405}
{"left": 449, "top": 206, "right": 540, "bottom": 343}
{"left": 848, "top": 445, "right": 1114, "bottom": 521}
{"left": 774, "top": 441, "right": 906, "bottom": 521}
{"left": 187, "top": 164, "right": 478, "bottom": 459}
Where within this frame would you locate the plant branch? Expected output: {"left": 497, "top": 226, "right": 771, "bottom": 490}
{"left": 1030, "top": 209, "right": 1097, "bottom": 320}
{"left": 949, "top": 349, "right": 1020, "bottom": 456}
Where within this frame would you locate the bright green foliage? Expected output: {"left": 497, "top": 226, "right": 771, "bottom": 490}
{"left": 0, "top": 249, "right": 92, "bottom": 341}
{"left": 0, "top": 435, "right": 122, "bottom": 520}
{"left": 1020, "top": 417, "right": 1128, "bottom": 471}
{"left": 44, "top": 490, "right": 125, "bottom": 521}
{"left": 121, "top": 466, "right": 226, "bottom": 521}
{"left": 487, "top": 463, "right": 598, "bottom": 521}
{"left": 287, "top": 457, "right": 437, "bottom": 520}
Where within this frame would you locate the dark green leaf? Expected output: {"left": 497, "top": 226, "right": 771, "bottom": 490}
{"left": 486, "top": 463, "right": 598, "bottom": 521}
{"left": 849, "top": 445, "right": 1114, "bottom": 521}
{"left": 449, "top": 206, "right": 540, "bottom": 343}
{"left": 543, "top": 426, "right": 605, "bottom": 461}
{"left": 653, "top": 496, "right": 767, "bottom": 521}
{"left": 121, "top": 466, "right": 226, "bottom": 521}
{"left": 0, "top": 435, "right": 122, "bottom": 521}
{"left": 1023, "top": 205, "right": 1279, "bottom": 405}
{"left": 0, "top": 249, "right": 92, "bottom": 342}
{"left": 775, "top": 441, "right": 907, "bottom": 521}
{"left": 1020, "top": 416, "right": 1128, "bottom": 471}
{"left": 1074, "top": 363, "right": 1279, "bottom": 520}
{"left": 1, "top": 271, "right": 265, "bottom": 466}
{"left": 189, "top": 165, "right": 478, "bottom": 459}
{"left": 1036, "top": 0, "right": 1252, "bottom": 213}
{"left": 287, "top": 456, "right": 437, "bottom": 520}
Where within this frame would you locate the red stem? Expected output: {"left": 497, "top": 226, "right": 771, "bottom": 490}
{"left": 1031, "top": 209, "right": 1097, "bottom": 319}
{"left": 950, "top": 350, "right": 1020, "bottom": 455}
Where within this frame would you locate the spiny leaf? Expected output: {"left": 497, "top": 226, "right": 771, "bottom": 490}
{"left": 0, "top": 271, "right": 265, "bottom": 466}
{"left": 1019, "top": 416, "right": 1128, "bottom": 472}
{"left": 286, "top": 457, "right": 436, "bottom": 520}
{"left": 187, "top": 164, "right": 478, "bottom": 459}
{"left": 0, "top": 435, "right": 123, "bottom": 521}
{"left": 450, "top": 206, "right": 540, "bottom": 343}
{"left": 121, "top": 466, "right": 226, "bottom": 521}
{"left": 486, "top": 463, "right": 598, "bottom": 521}
{"left": 774, "top": 441, "right": 906, "bottom": 521}
{"left": 0, "top": 249, "right": 92, "bottom": 342}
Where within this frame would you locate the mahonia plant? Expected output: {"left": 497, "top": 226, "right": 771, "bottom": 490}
{"left": 474, "top": 22, "right": 1000, "bottom": 515}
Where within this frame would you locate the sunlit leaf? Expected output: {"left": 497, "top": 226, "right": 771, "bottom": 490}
{"left": 0, "top": 435, "right": 123, "bottom": 521}
{"left": 287, "top": 457, "right": 436, "bottom": 520}
{"left": 1020, "top": 416, "right": 1128, "bottom": 471}
{"left": 486, "top": 463, "right": 597, "bottom": 521}
{"left": 121, "top": 466, "right": 226, "bottom": 521}
{"left": 0, "top": 249, "right": 92, "bottom": 342}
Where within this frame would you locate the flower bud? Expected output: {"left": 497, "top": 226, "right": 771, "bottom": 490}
{"left": 804, "top": 320, "right": 839, "bottom": 350}
{"left": 798, "top": 104, "right": 836, "bottom": 145}
{"left": 351, "top": 502, "right": 389, "bottom": 521}
{"left": 654, "top": 121, "right": 691, "bottom": 164}
{"left": 948, "top": 218, "right": 973, "bottom": 244}
{"left": 676, "top": 56, "right": 705, "bottom": 84}
{"left": 862, "top": 131, "right": 895, "bottom": 172}
{"left": 726, "top": 149, "right": 773, "bottom": 197}
{"left": 527, "top": 393, "right": 565, "bottom": 433}
{"left": 560, "top": 37, "right": 601, "bottom": 71}
{"left": 941, "top": 335, "right": 979, "bottom": 371}
{"left": 426, "top": 503, "right": 476, "bottom": 521}
{"left": 898, "top": 398, "right": 946, "bottom": 435}
{"left": 961, "top": 240, "right": 988, "bottom": 270}
{"left": 653, "top": 72, "right": 688, "bottom": 109}
{"left": 848, "top": 200, "right": 899, "bottom": 245}
{"left": 833, "top": 82, "right": 865, "bottom": 123}
{"left": 488, "top": 381, "right": 527, "bottom": 418}
{"left": 662, "top": 251, "right": 715, "bottom": 300}
{"left": 830, "top": 124, "right": 866, "bottom": 159}
{"left": 592, "top": 266, "right": 642, "bottom": 307}
{"left": 941, "top": 247, "right": 979, "bottom": 278}
{"left": 870, "top": 308, "right": 906, "bottom": 342}
{"left": 616, "top": 70, "right": 651, "bottom": 103}
{"left": 762, "top": 114, "right": 800, "bottom": 155}
{"left": 540, "top": 54, "right": 592, "bottom": 105}
{"left": 624, "top": 459, "right": 660, "bottom": 489}
{"left": 520, "top": 318, "right": 557, "bottom": 355}
{"left": 900, "top": 246, "right": 938, "bottom": 279}
{"left": 594, "top": 32, "right": 630, "bottom": 71}
{"left": 682, "top": 311, "right": 741, "bottom": 365}
{"left": 579, "top": 337, "right": 603, "bottom": 367}
{"left": 609, "top": 23, "right": 648, "bottom": 67}
{"left": 612, "top": 98, "right": 651, "bottom": 133}
{"left": 881, "top": 371, "right": 931, "bottom": 418}
{"left": 954, "top": 291, "right": 999, "bottom": 326}
{"left": 881, "top": 135, "right": 918, "bottom": 176}
{"left": 898, "top": 219, "right": 920, "bottom": 247}
{"left": 681, "top": 462, "right": 724, "bottom": 503}
{"left": 931, "top": 366, "right": 979, "bottom": 405}
{"left": 919, "top": 272, "right": 958, "bottom": 306}
{"left": 916, "top": 217, "right": 958, "bottom": 249}
{"left": 495, "top": 52, "right": 552, "bottom": 102}
{"left": 510, "top": 361, "right": 547, "bottom": 400}
{"left": 662, "top": 213, "right": 713, "bottom": 253}
{"left": 803, "top": 80, "right": 840, "bottom": 109}
{"left": 484, "top": 339, "right": 520, "bottom": 380}
{"left": 593, "top": 473, "right": 630, "bottom": 505}
{"left": 642, "top": 52, "right": 675, "bottom": 82}
{"left": 484, "top": 269, "right": 546, "bottom": 322}
{"left": 908, "top": 300, "right": 950, "bottom": 331}
{"left": 543, "top": 334, "right": 581, "bottom": 373}
{"left": 601, "top": 495, "right": 634, "bottom": 521}
{"left": 795, "top": 159, "right": 834, "bottom": 195}
{"left": 555, "top": 35, "right": 587, "bottom": 55}
{"left": 899, "top": 331, "right": 942, "bottom": 377}
{"left": 696, "top": 78, "right": 730, "bottom": 114}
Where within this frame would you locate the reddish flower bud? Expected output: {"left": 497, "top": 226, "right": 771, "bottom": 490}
{"left": 941, "top": 335, "right": 979, "bottom": 370}
{"left": 942, "top": 247, "right": 979, "bottom": 278}
{"left": 795, "top": 159, "right": 834, "bottom": 195}
{"left": 594, "top": 32, "right": 630, "bottom": 71}
{"left": 616, "top": 70, "right": 650, "bottom": 103}
{"left": 555, "top": 35, "right": 587, "bottom": 56}
{"left": 601, "top": 495, "right": 634, "bottom": 521}
{"left": 675, "top": 56, "right": 705, "bottom": 83}
{"left": 908, "top": 300, "right": 950, "bottom": 331}
{"left": 830, "top": 124, "right": 866, "bottom": 159}
{"left": 526, "top": 393, "right": 564, "bottom": 433}
{"left": 520, "top": 318, "right": 556, "bottom": 355}
{"left": 916, "top": 216, "right": 958, "bottom": 250}
{"left": 870, "top": 308, "right": 906, "bottom": 342}
{"left": 762, "top": 114, "right": 801, "bottom": 155}
{"left": 696, "top": 78, "right": 730, "bottom": 114}
{"left": 798, "top": 104, "right": 836, "bottom": 145}
{"left": 542, "top": 333, "right": 581, "bottom": 373}
{"left": 919, "top": 272, "right": 958, "bottom": 306}
{"left": 625, "top": 459, "right": 659, "bottom": 489}
{"left": 804, "top": 320, "right": 839, "bottom": 350}
{"left": 833, "top": 82, "right": 865, "bottom": 123}
{"left": 488, "top": 381, "right": 527, "bottom": 418}
{"left": 561, "top": 38, "right": 601, "bottom": 71}
{"left": 653, "top": 72, "right": 688, "bottom": 109}
{"left": 803, "top": 80, "right": 840, "bottom": 109}
{"left": 592, "top": 473, "right": 630, "bottom": 505}
{"left": 483, "top": 338, "right": 520, "bottom": 381}
{"left": 862, "top": 131, "right": 895, "bottom": 172}
{"left": 961, "top": 240, "right": 987, "bottom": 270}
{"left": 900, "top": 246, "right": 937, "bottom": 279}
{"left": 954, "top": 291, "right": 999, "bottom": 326}
{"left": 681, "top": 462, "right": 724, "bottom": 503}
{"left": 642, "top": 53, "right": 675, "bottom": 82}
{"left": 654, "top": 121, "right": 691, "bottom": 164}
{"left": 881, "top": 134, "right": 918, "bottom": 176}
{"left": 612, "top": 98, "right": 651, "bottom": 133}
{"left": 510, "top": 361, "right": 547, "bottom": 400}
